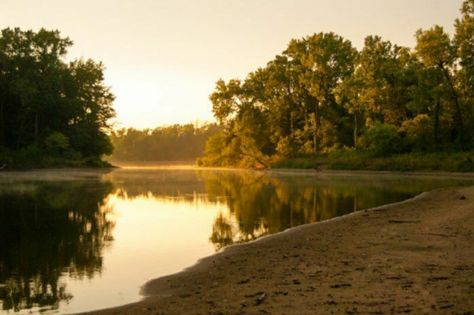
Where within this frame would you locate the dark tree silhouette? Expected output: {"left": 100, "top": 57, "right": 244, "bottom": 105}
{"left": 0, "top": 28, "right": 115, "bottom": 168}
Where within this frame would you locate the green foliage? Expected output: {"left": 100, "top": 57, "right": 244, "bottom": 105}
{"left": 416, "top": 25, "right": 466, "bottom": 149}
{"left": 276, "top": 137, "right": 293, "bottom": 157}
{"left": 399, "top": 114, "right": 434, "bottom": 151}
{"left": 197, "top": 131, "right": 229, "bottom": 166}
{"left": 416, "top": 26, "right": 456, "bottom": 67}
{"left": 110, "top": 123, "right": 220, "bottom": 163}
{"left": 273, "top": 151, "right": 474, "bottom": 172}
{"left": 200, "top": 0, "right": 474, "bottom": 170}
{"left": 14, "top": 145, "right": 41, "bottom": 169}
{"left": 0, "top": 28, "right": 115, "bottom": 169}
{"left": 363, "top": 123, "right": 404, "bottom": 156}
{"left": 45, "top": 132, "right": 70, "bottom": 154}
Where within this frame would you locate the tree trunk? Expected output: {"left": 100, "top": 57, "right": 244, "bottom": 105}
{"left": 441, "top": 65, "right": 466, "bottom": 150}
{"left": 34, "top": 111, "right": 39, "bottom": 143}
{"left": 0, "top": 102, "right": 4, "bottom": 147}
{"left": 290, "top": 111, "right": 294, "bottom": 135}
{"left": 353, "top": 113, "right": 358, "bottom": 148}
{"left": 313, "top": 102, "right": 320, "bottom": 154}
{"left": 434, "top": 98, "right": 440, "bottom": 151}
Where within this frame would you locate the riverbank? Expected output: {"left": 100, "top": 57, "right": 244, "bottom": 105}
{"left": 272, "top": 151, "right": 474, "bottom": 173}
{"left": 82, "top": 185, "right": 474, "bottom": 315}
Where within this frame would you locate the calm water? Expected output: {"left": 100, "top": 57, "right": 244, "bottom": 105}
{"left": 0, "top": 168, "right": 472, "bottom": 314}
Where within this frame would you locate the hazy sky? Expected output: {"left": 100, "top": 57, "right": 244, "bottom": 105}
{"left": 0, "top": 0, "right": 464, "bottom": 129}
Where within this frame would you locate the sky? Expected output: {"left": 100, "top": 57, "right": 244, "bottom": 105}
{"left": 0, "top": 0, "right": 465, "bottom": 129}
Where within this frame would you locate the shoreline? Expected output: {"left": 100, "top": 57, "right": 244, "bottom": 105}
{"left": 81, "top": 185, "right": 474, "bottom": 315}
{"left": 2, "top": 165, "right": 474, "bottom": 179}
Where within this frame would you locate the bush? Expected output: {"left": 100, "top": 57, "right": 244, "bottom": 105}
{"left": 363, "top": 123, "right": 404, "bottom": 156}
{"left": 198, "top": 132, "right": 239, "bottom": 166}
{"left": 399, "top": 114, "right": 433, "bottom": 151}
{"left": 271, "top": 151, "right": 474, "bottom": 172}
{"left": 276, "top": 137, "right": 293, "bottom": 157}
{"left": 12, "top": 144, "right": 42, "bottom": 168}
{"left": 45, "top": 132, "right": 70, "bottom": 155}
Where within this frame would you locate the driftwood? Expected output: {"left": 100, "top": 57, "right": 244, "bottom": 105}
{"left": 0, "top": 163, "right": 6, "bottom": 170}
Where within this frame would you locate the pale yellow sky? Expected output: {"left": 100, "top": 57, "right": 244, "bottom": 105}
{"left": 0, "top": 0, "right": 464, "bottom": 129}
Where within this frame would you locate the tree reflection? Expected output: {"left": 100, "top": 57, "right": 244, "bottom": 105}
{"left": 200, "top": 171, "right": 358, "bottom": 249}
{"left": 105, "top": 170, "right": 205, "bottom": 200}
{"left": 107, "top": 169, "right": 471, "bottom": 252}
{"left": 209, "top": 214, "right": 234, "bottom": 251}
{"left": 0, "top": 181, "right": 115, "bottom": 312}
{"left": 198, "top": 171, "right": 469, "bottom": 250}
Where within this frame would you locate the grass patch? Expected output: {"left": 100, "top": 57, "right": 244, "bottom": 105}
{"left": 272, "top": 151, "right": 474, "bottom": 172}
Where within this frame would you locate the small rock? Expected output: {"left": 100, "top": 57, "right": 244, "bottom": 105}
{"left": 255, "top": 293, "right": 266, "bottom": 305}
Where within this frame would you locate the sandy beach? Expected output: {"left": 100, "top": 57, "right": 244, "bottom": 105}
{"left": 82, "top": 185, "right": 474, "bottom": 315}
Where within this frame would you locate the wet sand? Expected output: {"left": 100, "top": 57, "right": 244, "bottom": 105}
{"left": 82, "top": 186, "right": 474, "bottom": 315}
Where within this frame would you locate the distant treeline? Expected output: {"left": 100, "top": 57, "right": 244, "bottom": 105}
{"left": 0, "top": 28, "right": 115, "bottom": 168}
{"left": 199, "top": 0, "right": 474, "bottom": 168}
{"left": 109, "top": 123, "right": 220, "bottom": 162}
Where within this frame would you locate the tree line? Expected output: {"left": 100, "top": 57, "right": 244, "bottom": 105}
{"left": 199, "top": 0, "right": 474, "bottom": 168}
{"left": 0, "top": 28, "right": 115, "bottom": 168}
{"left": 110, "top": 123, "right": 220, "bottom": 162}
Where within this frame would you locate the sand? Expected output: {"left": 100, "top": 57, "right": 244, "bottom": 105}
{"left": 81, "top": 186, "right": 474, "bottom": 315}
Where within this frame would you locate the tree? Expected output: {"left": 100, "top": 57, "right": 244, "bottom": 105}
{"left": 455, "top": 0, "right": 474, "bottom": 93}
{"left": 209, "top": 79, "right": 243, "bottom": 126}
{"left": 0, "top": 28, "right": 115, "bottom": 166}
{"left": 334, "top": 74, "right": 365, "bottom": 147}
{"left": 455, "top": 0, "right": 474, "bottom": 145}
{"left": 416, "top": 26, "right": 466, "bottom": 149}
{"left": 201, "top": 0, "right": 474, "bottom": 167}
{"left": 66, "top": 59, "right": 115, "bottom": 157}
{"left": 110, "top": 123, "right": 220, "bottom": 162}
{"left": 284, "top": 33, "right": 357, "bottom": 152}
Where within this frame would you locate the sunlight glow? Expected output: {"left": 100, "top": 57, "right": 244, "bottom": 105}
{"left": 61, "top": 192, "right": 228, "bottom": 314}
{"left": 0, "top": 0, "right": 463, "bottom": 128}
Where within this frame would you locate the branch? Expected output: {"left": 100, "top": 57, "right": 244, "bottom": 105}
{"left": 240, "top": 150, "right": 271, "bottom": 169}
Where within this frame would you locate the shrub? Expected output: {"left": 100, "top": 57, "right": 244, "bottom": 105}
{"left": 399, "top": 114, "right": 433, "bottom": 151}
{"left": 276, "top": 137, "right": 293, "bottom": 157}
{"left": 363, "top": 123, "right": 404, "bottom": 156}
{"left": 45, "top": 132, "right": 70, "bottom": 155}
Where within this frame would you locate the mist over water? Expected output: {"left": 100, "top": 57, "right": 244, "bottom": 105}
{"left": 0, "top": 168, "right": 472, "bottom": 314}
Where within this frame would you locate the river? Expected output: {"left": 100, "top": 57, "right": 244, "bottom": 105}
{"left": 0, "top": 168, "right": 472, "bottom": 314}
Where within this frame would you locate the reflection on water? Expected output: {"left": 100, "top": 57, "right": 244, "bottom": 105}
{"left": 0, "top": 181, "right": 114, "bottom": 313}
{"left": 0, "top": 169, "right": 472, "bottom": 314}
{"left": 199, "top": 171, "right": 473, "bottom": 250}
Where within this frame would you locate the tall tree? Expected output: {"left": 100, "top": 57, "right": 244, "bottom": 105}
{"left": 284, "top": 33, "right": 357, "bottom": 152}
{"left": 415, "top": 26, "right": 466, "bottom": 149}
{"left": 455, "top": 0, "right": 474, "bottom": 94}
{"left": 455, "top": 0, "right": 474, "bottom": 143}
{"left": 0, "top": 28, "right": 115, "bottom": 166}
{"left": 201, "top": 0, "right": 474, "bottom": 167}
